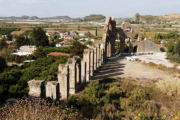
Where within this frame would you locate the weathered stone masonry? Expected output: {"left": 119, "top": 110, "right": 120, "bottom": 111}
{"left": 28, "top": 17, "right": 117, "bottom": 100}
{"left": 28, "top": 17, "right": 161, "bottom": 100}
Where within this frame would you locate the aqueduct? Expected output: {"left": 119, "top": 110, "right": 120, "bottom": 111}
{"left": 28, "top": 17, "right": 160, "bottom": 100}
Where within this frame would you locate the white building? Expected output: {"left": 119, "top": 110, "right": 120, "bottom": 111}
{"left": 13, "top": 46, "right": 37, "bottom": 56}
{"left": 64, "top": 35, "right": 73, "bottom": 40}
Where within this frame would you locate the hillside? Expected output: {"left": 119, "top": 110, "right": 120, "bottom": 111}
{"left": 131, "top": 13, "right": 180, "bottom": 24}
{"left": 83, "top": 14, "right": 106, "bottom": 21}
{"left": 162, "top": 13, "right": 180, "bottom": 19}
{"left": 0, "top": 14, "right": 106, "bottom": 22}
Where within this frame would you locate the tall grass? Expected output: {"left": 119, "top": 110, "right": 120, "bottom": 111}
{"left": 0, "top": 98, "right": 82, "bottom": 120}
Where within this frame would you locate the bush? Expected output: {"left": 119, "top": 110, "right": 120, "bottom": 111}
{"left": 167, "top": 53, "right": 180, "bottom": 63}
{"left": 175, "top": 40, "right": 180, "bottom": 55}
{"left": 166, "top": 41, "right": 175, "bottom": 53}
{"left": 160, "top": 47, "right": 165, "bottom": 52}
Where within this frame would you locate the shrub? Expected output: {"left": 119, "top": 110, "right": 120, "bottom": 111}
{"left": 175, "top": 40, "right": 180, "bottom": 55}
{"left": 166, "top": 41, "right": 175, "bottom": 53}
{"left": 160, "top": 47, "right": 165, "bottom": 52}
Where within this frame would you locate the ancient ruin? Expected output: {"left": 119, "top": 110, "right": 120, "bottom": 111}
{"left": 28, "top": 17, "right": 161, "bottom": 100}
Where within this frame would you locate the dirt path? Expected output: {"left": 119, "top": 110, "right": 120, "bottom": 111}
{"left": 93, "top": 56, "right": 179, "bottom": 82}
{"left": 120, "top": 59, "right": 179, "bottom": 81}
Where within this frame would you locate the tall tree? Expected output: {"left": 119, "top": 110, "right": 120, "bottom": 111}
{"left": 70, "top": 40, "right": 86, "bottom": 57}
{"left": 0, "top": 38, "right": 7, "bottom": 50}
{"left": 15, "top": 34, "right": 30, "bottom": 48}
{"left": 31, "top": 28, "right": 49, "bottom": 47}
{"left": 0, "top": 56, "right": 7, "bottom": 72}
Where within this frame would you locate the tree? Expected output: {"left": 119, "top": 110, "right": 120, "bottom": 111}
{"left": 0, "top": 56, "right": 7, "bottom": 72}
{"left": 7, "top": 33, "right": 13, "bottom": 41}
{"left": 70, "top": 40, "right": 86, "bottom": 57}
{"left": 15, "top": 34, "right": 30, "bottom": 48}
{"left": 31, "top": 28, "right": 49, "bottom": 47}
{"left": 0, "top": 38, "right": 7, "bottom": 50}
{"left": 33, "top": 47, "right": 46, "bottom": 58}
{"left": 175, "top": 40, "right": 180, "bottom": 56}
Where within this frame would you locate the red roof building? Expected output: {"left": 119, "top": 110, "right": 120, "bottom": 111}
{"left": 47, "top": 52, "right": 72, "bottom": 57}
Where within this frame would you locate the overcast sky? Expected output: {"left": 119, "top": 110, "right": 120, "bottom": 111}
{"left": 0, "top": 0, "right": 180, "bottom": 18}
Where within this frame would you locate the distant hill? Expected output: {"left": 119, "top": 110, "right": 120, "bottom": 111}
{"left": 131, "top": 13, "right": 180, "bottom": 24}
{"left": 0, "top": 16, "right": 39, "bottom": 20}
{"left": 83, "top": 14, "right": 106, "bottom": 21}
{"left": 162, "top": 13, "right": 180, "bottom": 19}
{"left": 43, "top": 16, "right": 71, "bottom": 20}
{"left": 0, "top": 14, "right": 106, "bottom": 22}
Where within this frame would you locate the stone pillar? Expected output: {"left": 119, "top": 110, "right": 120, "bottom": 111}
{"left": 101, "top": 44, "right": 105, "bottom": 64}
{"left": 93, "top": 47, "right": 97, "bottom": 71}
{"left": 138, "top": 33, "right": 143, "bottom": 41}
{"left": 76, "top": 62, "right": 81, "bottom": 84}
{"left": 90, "top": 49, "right": 94, "bottom": 76}
{"left": 58, "top": 64, "right": 69, "bottom": 100}
{"left": 83, "top": 49, "right": 91, "bottom": 82}
{"left": 46, "top": 81, "right": 59, "bottom": 100}
{"left": 107, "top": 42, "right": 111, "bottom": 57}
{"left": 99, "top": 44, "right": 102, "bottom": 67}
{"left": 96, "top": 44, "right": 100, "bottom": 68}
{"left": 28, "top": 80, "right": 45, "bottom": 98}
{"left": 81, "top": 60, "right": 86, "bottom": 84}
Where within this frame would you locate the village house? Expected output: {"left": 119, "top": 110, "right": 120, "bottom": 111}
{"left": 55, "top": 40, "right": 72, "bottom": 47}
{"left": 59, "top": 33, "right": 64, "bottom": 39}
{"left": 13, "top": 46, "right": 37, "bottom": 56}
{"left": 47, "top": 52, "right": 72, "bottom": 57}
{"left": 64, "top": 35, "right": 73, "bottom": 40}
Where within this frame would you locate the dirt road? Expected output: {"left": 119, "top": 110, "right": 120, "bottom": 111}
{"left": 93, "top": 56, "right": 179, "bottom": 82}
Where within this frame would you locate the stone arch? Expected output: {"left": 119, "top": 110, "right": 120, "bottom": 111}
{"left": 102, "top": 17, "right": 117, "bottom": 58}
{"left": 68, "top": 56, "right": 81, "bottom": 94}
{"left": 116, "top": 28, "right": 127, "bottom": 53}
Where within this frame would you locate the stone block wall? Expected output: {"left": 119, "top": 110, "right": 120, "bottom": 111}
{"left": 28, "top": 80, "right": 45, "bottom": 98}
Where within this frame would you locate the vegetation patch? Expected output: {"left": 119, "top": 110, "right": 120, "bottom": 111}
{"left": 1, "top": 78, "right": 180, "bottom": 119}
{"left": 0, "top": 98, "right": 83, "bottom": 120}
{"left": 0, "top": 56, "right": 68, "bottom": 102}
{"left": 68, "top": 78, "right": 175, "bottom": 120}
